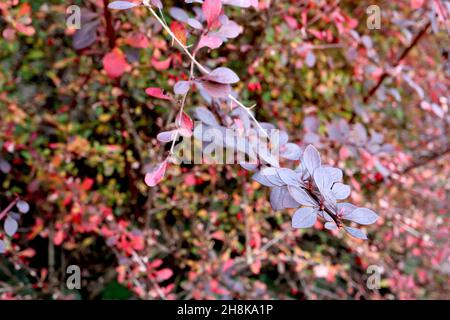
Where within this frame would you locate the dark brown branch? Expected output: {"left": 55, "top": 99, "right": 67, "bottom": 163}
{"left": 103, "top": 0, "right": 116, "bottom": 49}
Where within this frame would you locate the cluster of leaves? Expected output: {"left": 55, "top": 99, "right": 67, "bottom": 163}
{"left": 0, "top": 198, "right": 30, "bottom": 253}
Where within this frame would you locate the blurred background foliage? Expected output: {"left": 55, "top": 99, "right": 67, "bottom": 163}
{"left": 0, "top": 0, "right": 449, "bottom": 299}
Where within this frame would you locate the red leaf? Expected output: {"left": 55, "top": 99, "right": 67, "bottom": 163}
{"left": 411, "top": 0, "right": 424, "bottom": 9}
{"left": 149, "top": 259, "right": 163, "bottom": 269}
{"left": 202, "top": 0, "right": 222, "bottom": 29}
{"left": 102, "top": 48, "right": 131, "bottom": 78}
{"left": 145, "top": 160, "right": 168, "bottom": 187}
{"left": 145, "top": 87, "right": 172, "bottom": 100}
{"left": 155, "top": 268, "right": 173, "bottom": 281}
{"left": 170, "top": 21, "right": 187, "bottom": 46}
{"left": 151, "top": 57, "right": 172, "bottom": 71}
{"left": 54, "top": 230, "right": 64, "bottom": 246}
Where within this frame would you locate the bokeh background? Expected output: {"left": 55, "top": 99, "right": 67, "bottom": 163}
{"left": 0, "top": 0, "right": 449, "bottom": 299}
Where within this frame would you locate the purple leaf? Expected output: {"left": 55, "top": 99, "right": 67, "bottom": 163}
{"left": 4, "top": 216, "right": 18, "bottom": 237}
{"left": 240, "top": 162, "right": 258, "bottom": 171}
{"left": 287, "top": 186, "right": 316, "bottom": 207}
{"left": 292, "top": 207, "right": 317, "bottom": 228}
{"left": 187, "top": 18, "right": 203, "bottom": 29}
{"left": 344, "top": 226, "right": 368, "bottom": 240}
{"left": 332, "top": 183, "right": 351, "bottom": 200}
{"left": 302, "top": 144, "right": 321, "bottom": 176}
{"left": 282, "top": 188, "right": 301, "bottom": 208}
{"left": 16, "top": 200, "right": 30, "bottom": 214}
{"left": 198, "top": 34, "right": 223, "bottom": 49}
{"left": 303, "top": 132, "right": 320, "bottom": 145}
{"left": 169, "top": 7, "right": 189, "bottom": 22}
{"left": 145, "top": 87, "right": 172, "bottom": 100}
{"left": 174, "top": 81, "right": 191, "bottom": 95}
{"left": 222, "top": 0, "right": 252, "bottom": 7}
{"left": 337, "top": 202, "right": 357, "bottom": 217}
{"left": 303, "top": 116, "right": 319, "bottom": 132}
{"left": 108, "top": 1, "right": 139, "bottom": 10}
{"left": 252, "top": 171, "right": 277, "bottom": 187}
{"left": 323, "top": 166, "right": 343, "bottom": 183}
{"left": 73, "top": 19, "right": 100, "bottom": 50}
{"left": 278, "top": 131, "right": 289, "bottom": 146}
{"left": 0, "top": 158, "right": 11, "bottom": 174}
{"left": 343, "top": 208, "right": 379, "bottom": 225}
{"left": 361, "top": 35, "right": 372, "bottom": 48}
{"left": 0, "top": 239, "right": 5, "bottom": 254}
{"left": 320, "top": 210, "right": 334, "bottom": 222}
{"left": 205, "top": 67, "right": 240, "bottom": 84}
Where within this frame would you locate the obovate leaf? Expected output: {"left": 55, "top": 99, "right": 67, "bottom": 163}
{"left": 108, "top": 1, "right": 139, "bottom": 10}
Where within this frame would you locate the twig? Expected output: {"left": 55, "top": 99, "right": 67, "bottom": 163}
{"left": 131, "top": 251, "right": 167, "bottom": 300}
{"left": 362, "top": 21, "right": 431, "bottom": 104}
